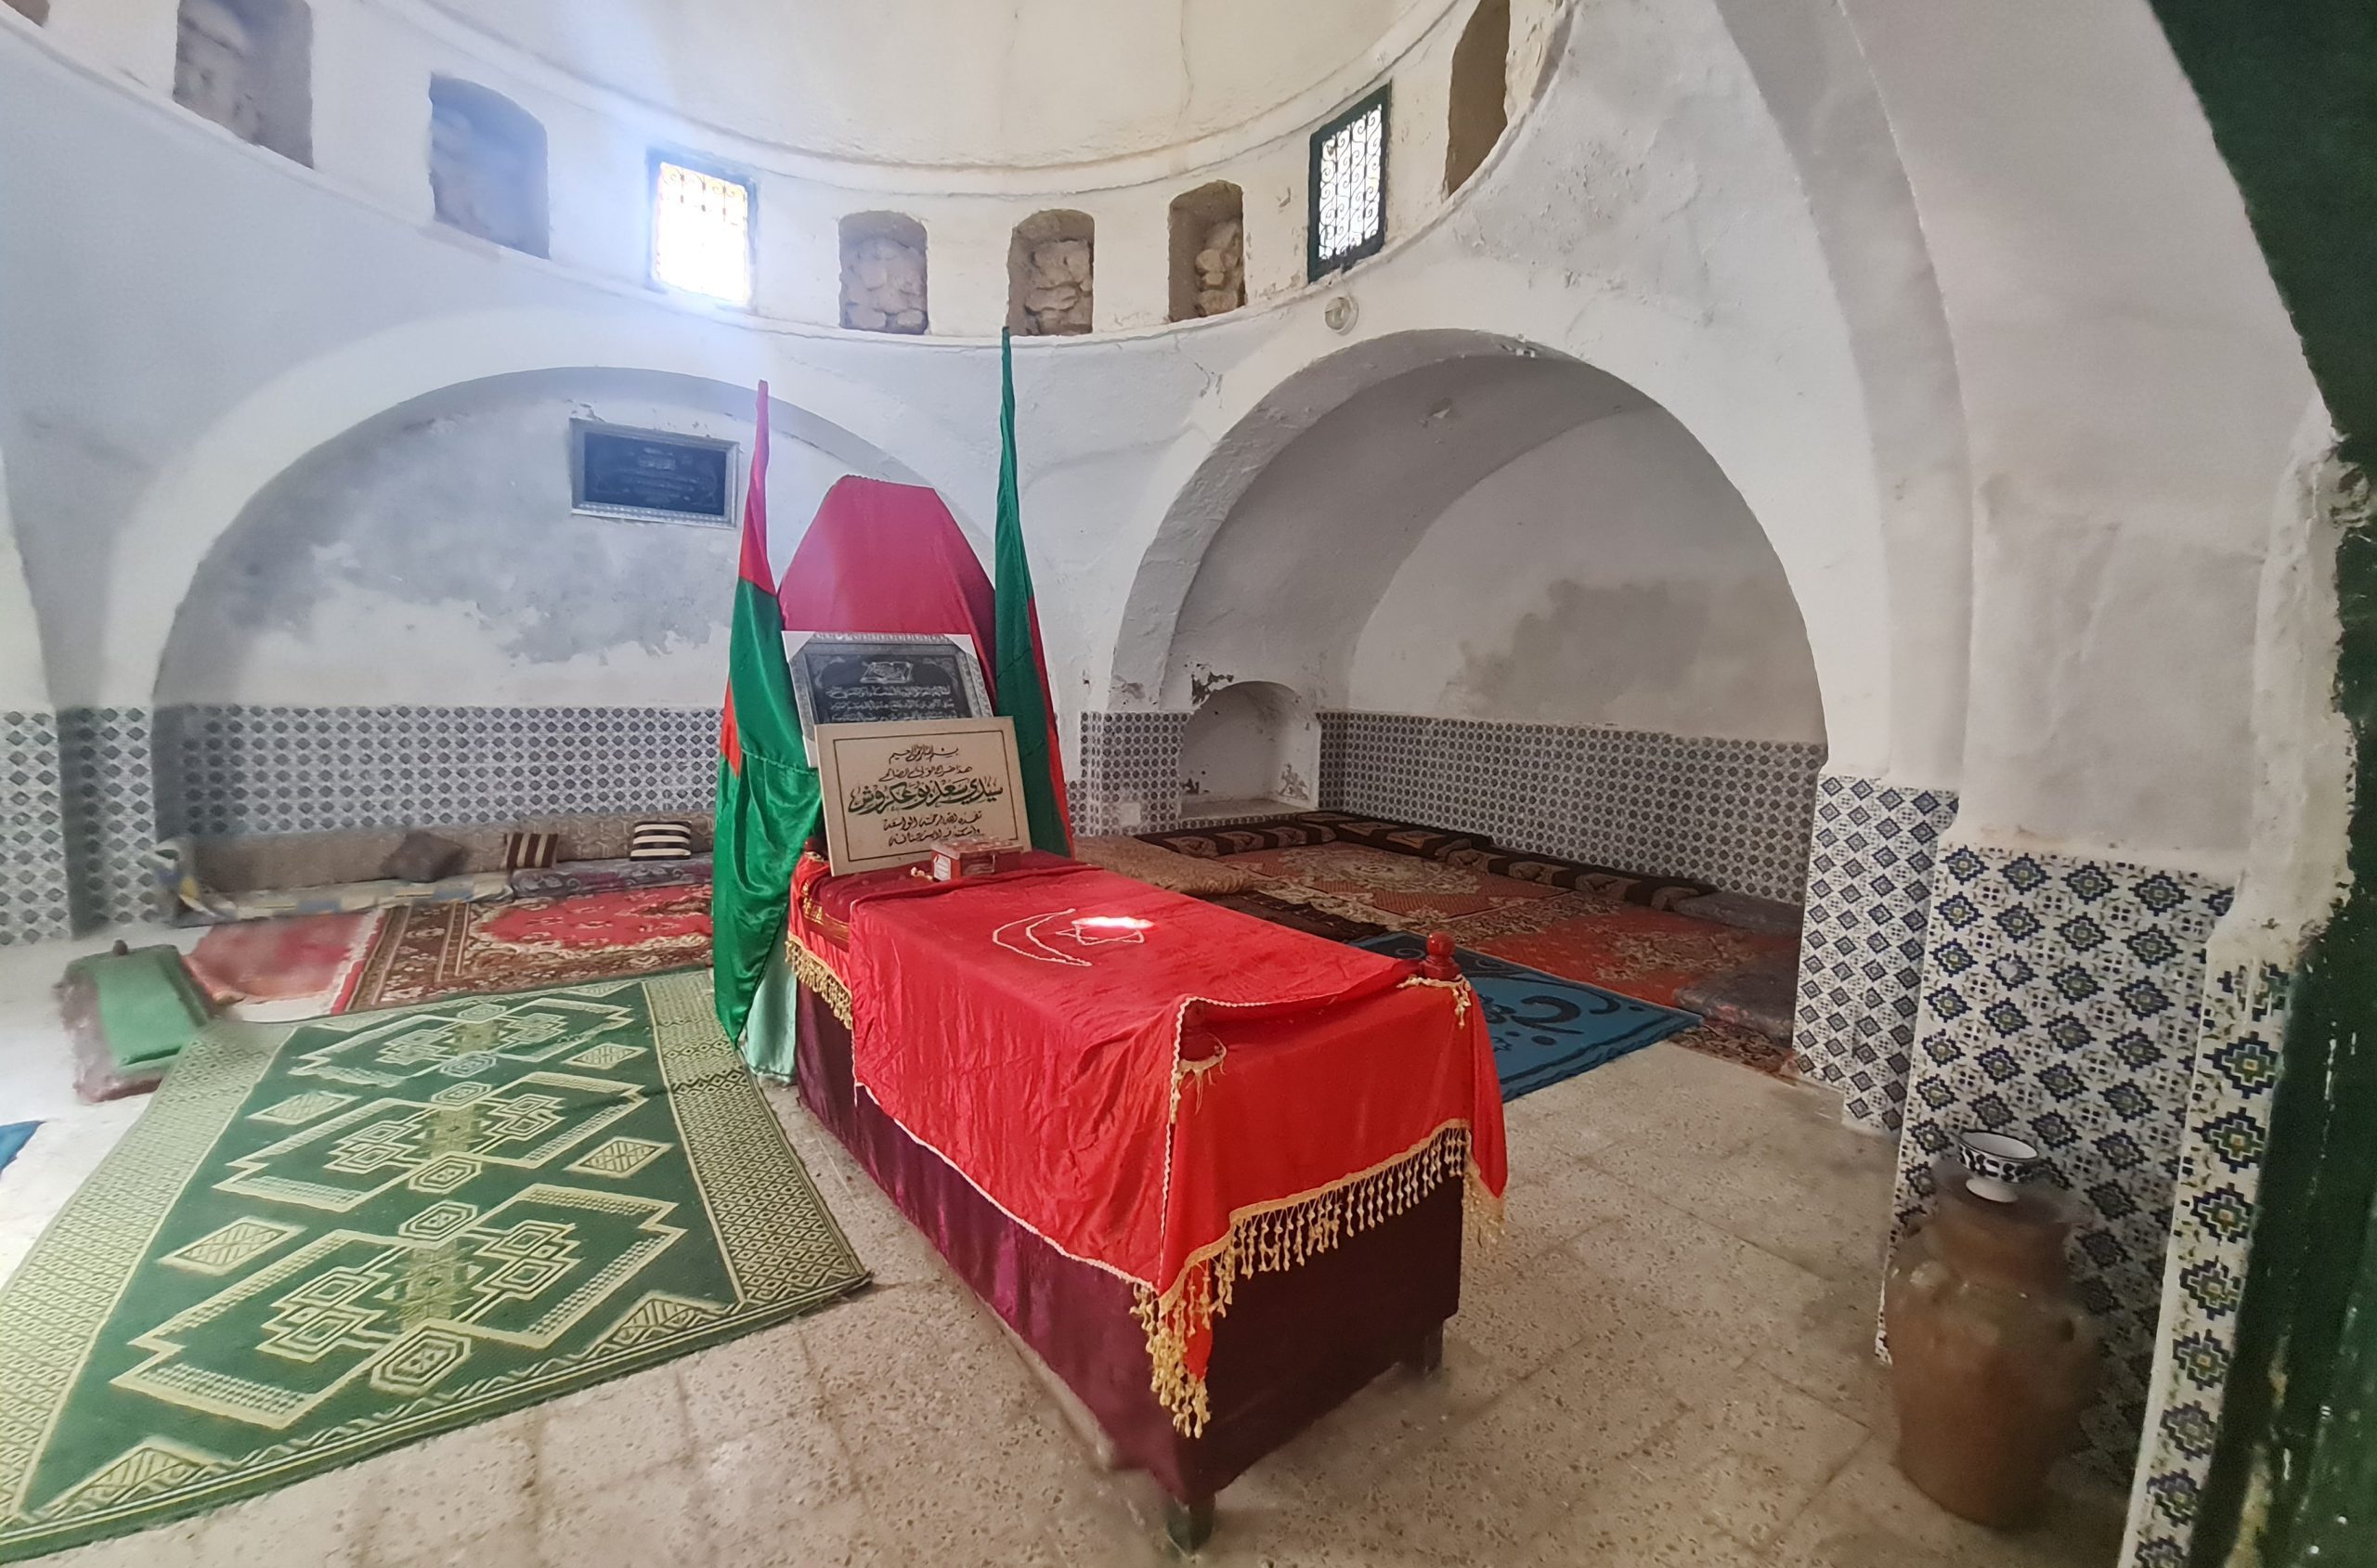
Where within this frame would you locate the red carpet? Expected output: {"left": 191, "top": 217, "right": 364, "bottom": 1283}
{"left": 187, "top": 911, "right": 381, "bottom": 1021}
{"left": 350, "top": 886, "right": 713, "bottom": 1010}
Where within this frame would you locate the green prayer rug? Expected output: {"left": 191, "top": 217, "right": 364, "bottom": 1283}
{"left": 0, "top": 971, "right": 867, "bottom": 1562}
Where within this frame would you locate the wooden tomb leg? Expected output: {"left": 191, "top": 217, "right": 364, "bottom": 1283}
{"left": 1407, "top": 1324, "right": 1446, "bottom": 1377}
{"left": 1163, "top": 1497, "right": 1216, "bottom": 1554}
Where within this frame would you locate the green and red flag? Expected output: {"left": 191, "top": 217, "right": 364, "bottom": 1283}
{"left": 711, "top": 381, "right": 821, "bottom": 1060}
{"left": 992, "top": 330, "right": 1073, "bottom": 854}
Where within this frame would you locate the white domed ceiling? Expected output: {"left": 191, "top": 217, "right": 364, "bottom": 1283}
{"left": 409, "top": 0, "right": 1445, "bottom": 169}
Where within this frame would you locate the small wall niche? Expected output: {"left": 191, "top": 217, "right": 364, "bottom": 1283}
{"left": 5, "top": 0, "right": 51, "bottom": 24}
{"left": 175, "top": 0, "right": 311, "bottom": 165}
{"left": 838, "top": 213, "right": 928, "bottom": 333}
{"left": 1168, "top": 182, "right": 1245, "bottom": 323}
{"left": 429, "top": 78, "right": 548, "bottom": 257}
{"left": 1180, "top": 680, "right": 1320, "bottom": 819}
{"left": 1008, "top": 211, "right": 1094, "bottom": 336}
{"left": 1445, "top": 0, "right": 1511, "bottom": 194}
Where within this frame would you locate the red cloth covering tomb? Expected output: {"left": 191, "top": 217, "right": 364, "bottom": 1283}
{"left": 764, "top": 475, "right": 1503, "bottom": 1523}
{"left": 786, "top": 850, "right": 1506, "bottom": 1505}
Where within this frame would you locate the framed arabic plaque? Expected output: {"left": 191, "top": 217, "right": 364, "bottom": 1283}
{"left": 813, "top": 716, "right": 1026, "bottom": 875}
{"left": 784, "top": 632, "right": 993, "bottom": 760}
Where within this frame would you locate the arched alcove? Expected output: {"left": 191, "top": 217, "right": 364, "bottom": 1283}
{"left": 1008, "top": 210, "right": 1094, "bottom": 335}
{"left": 174, "top": 0, "right": 311, "bottom": 165}
{"left": 1443, "top": 0, "right": 1508, "bottom": 194}
{"left": 1179, "top": 680, "right": 1319, "bottom": 818}
{"left": 839, "top": 212, "right": 928, "bottom": 333}
{"left": 429, "top": 78, "right": 548, "bottom": 256}
{"left": 1168, "top": 182, "right": 1244, "bottom": 322}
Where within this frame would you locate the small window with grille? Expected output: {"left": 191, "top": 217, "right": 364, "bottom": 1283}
{"left": 650, "top": 154, "right": 755, "bottom": 305}
{"left": 1308, "top": 85, "right": 1389, "bottom": 280}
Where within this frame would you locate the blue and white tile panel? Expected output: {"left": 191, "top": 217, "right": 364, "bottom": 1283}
{"left": 1889, "top": 842, "right": 2231, "bottom": 1480}
{"left": 2120, "top": 959, "right": 2286, "bottom": 1568}
{"left": 1793, "top": 773, "right": 1961, "bottom": 1133}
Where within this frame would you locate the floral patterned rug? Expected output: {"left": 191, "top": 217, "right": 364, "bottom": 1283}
{"left": 350, "top": 887, "right": 713, "bottom": 1011}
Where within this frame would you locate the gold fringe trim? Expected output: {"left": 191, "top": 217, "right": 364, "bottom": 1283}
{"left": 1398, "top": 971, "right": 1474, "bottom": 1024}
{"left": 786, "top": 935, "right": 854, "bottom": 1028}
{"left": 1134, "top": 1122, "right": 1482, "bottom": 1436}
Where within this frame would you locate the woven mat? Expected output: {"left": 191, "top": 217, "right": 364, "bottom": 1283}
{"left": 0, "top": 972, "right": 866, "bottom": 1562}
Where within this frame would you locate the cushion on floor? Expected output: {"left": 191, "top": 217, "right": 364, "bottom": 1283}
{"left": 1670, "top": 889, "right": 1803, "bottom": 936}
{"left": 1674, "top": 958, "right": 1799, "bottom": 1043}
{"left": 1136, "top": 818, "right": 1341, "bottom": 857}
{"left": 1072, "top": 836, "right": 1270, "bottom": 894}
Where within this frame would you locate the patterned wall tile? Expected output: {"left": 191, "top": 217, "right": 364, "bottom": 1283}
{"left": 1324, "top": 711, "right": 1825, "bottom": 902}
{"left": 1890, "top": 844, "right": 2231, "bottom": 1479}
{"left": 168, "top": 706, "right": 718, "bottom": 837}
{"left": 0, "top": 709, "right": 71, "bottom": 944}
{"left": 2122, "top": 959, "right": 2286, "bottom": 1568}
{"left": 1794, "top": 773, "right": 1961, "bottom": 1132}
{"left": 58, "top": 706, "right": 162, "bottom": 928}
{"left": 1074, "top": 711, "right": 1189, "bottom": 836}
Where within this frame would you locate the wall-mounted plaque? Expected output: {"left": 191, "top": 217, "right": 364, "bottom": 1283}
{"left": 571, "top": 421, "right": 737, "bottom": 525}
{"left": 813, "top": 717, "right": 1026, "bottom": 875}
{"left": 785, "top": 632, "right": 992, "bottom": 759}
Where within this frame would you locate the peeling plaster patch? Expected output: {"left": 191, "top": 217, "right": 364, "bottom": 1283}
{"left": 160, "top": 372, "right": 865, "bottom": 706}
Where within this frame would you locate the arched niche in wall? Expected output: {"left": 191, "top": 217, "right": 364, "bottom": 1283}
{"left": 1180, "top": 680, "right": 1320, "bottom": 818}
{"left": 429, "top": 78, "right": 549, "bottom": 257}
{"left": 175, "top": 0, "right": 312, "bottom": 166}
{"left": 1009, "top": 210, "right": 1094, "bottom": 336}
{"left": 1168, "top": 182, "right": 1244, "bottom": 322}
{"left": 1443, "top": 0, "right": 1509, "bottom": 195}
{"left": 839, "top": 212, "right": 928, "bottom": 334}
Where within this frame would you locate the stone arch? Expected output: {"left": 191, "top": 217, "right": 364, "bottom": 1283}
{"left": 838, "top": 212, "right": 928, "bottom": 333}
{"left": 95, "top": 306, "right": 986, "bottom": 709}
{"left": 1008, "top": 210, "right": 1093, "bottom": 335}
{"left": 1443, "top": 0, "right": 1509, "bottom": 195}
{"left": 1180, "top": 680, "right": 1319, "bottom": 815}
{"left": 1108, "top": 317, "right": 1893, "bottom": 773}
{"left": 174, "top": 0, "right": 311, "bottom": 165}
{"left": 429, "top": 77, "right": 549, "bottom": 256}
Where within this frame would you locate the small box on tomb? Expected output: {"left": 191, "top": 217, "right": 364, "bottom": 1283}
{"left": 930, "top": 837, "right": 1022, "bottom": 882}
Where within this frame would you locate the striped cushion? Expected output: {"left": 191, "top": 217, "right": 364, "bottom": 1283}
{"left": 501, "top": 831, "right": 558, "bottom": 872}
{"left": 629, "top": 820, "right": 695, "bottom": 861}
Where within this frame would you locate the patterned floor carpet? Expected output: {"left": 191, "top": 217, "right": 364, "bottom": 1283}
{"left": 1213, "top": 843, "right": 1800, "bottom": 1078}
{"left": 1355, "top": 935, "right": 1696, "bottom": 1098}
{"left": 188, "top": 912, "right": 382, "bottom": 1022}
{"left": 0, "top": 972, "right": 866, "bottom": 1562}
{"left": 351, "top": 888, "right": 713, "bottom": 1012}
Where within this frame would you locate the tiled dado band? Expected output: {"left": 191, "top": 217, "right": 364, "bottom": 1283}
{"left": 1888, "top": 842, "right": 2231, "bottom": 1481}
{"left": 1, "top": 709, "right": 73, "bottom": 944}
{"left": 1074, "top": 709, "right": 1825, "bottom": 903}
{"left": 158, "top": 705, "right": 718, "bottom": 837}
{"left": 1325, "top": 713, "right": 1824, "bottom": 903}
{"left": 2122, "top": 958, "right": 2286, "bottom": 1568}
{"left": 1792, "top": 774, "right": 1962, "bottom": 1134}
{"left": 37, "top": 705, "right": 726, "bottom": 933}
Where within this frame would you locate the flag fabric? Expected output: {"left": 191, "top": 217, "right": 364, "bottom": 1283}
{"left": 711, "top": 382, "right": 822, "bottom": 1064}
{"left": 992, "top": 330, "right": 1074, "bottom": 855}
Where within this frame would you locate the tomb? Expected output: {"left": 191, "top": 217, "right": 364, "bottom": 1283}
{"left": 428, "top": 79, "right": 548, "bottom": 257}
{"left": 838, "top": 213, "right": 928, "bottom": 333}
{"left": 1007, "top": 210, "right": 1094, "bottom": 335}
{"left": 173, "top": 0, "right": 310, "bottom": 165}
{"left": 1168, "top": 181, "right": 1245, "bottom": 322}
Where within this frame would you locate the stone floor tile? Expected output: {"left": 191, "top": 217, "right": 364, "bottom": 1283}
{"left": 1617, "top": 1363, "right": 1872, "bottom": 1549}
{"left": 1768, "top": 1438, "right": 2124, "bottom": 1568}
{"left": 533, "top": 1362, "right": 692, "bottom": 1496}
{"left": 182, "top": 1470, "right": 368, "bottom": 1568}
{"left": 700, "top": 1423, "right": 865, "bottom": 1568}
{"left": 356, "top": 1413, "right": 539, "bottom": 1562}
{"left": 675, "top": 1318, "right": 830, "bottom": 1445}
{"left": 534, "top": 1458, "right": 715, "bottom": 1568}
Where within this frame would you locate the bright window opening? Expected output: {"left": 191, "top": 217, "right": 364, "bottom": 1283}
{"left": 651, "top": 157, "right": 753, "bottom": 305}
{"left": 1309, "top": 86, "right": 1389, "bottom": 279}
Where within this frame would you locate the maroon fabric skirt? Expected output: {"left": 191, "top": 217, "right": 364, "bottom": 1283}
{"left": 793, "top": 985, "right": 1464, "bottom": 1504}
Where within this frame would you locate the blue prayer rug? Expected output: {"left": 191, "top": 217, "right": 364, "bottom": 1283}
{"left": 1356, "top": 935, "right": 1697, "bottom": 1100}
{"left": 0, "top": 1121, "right": 36, "bottom": 1178}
